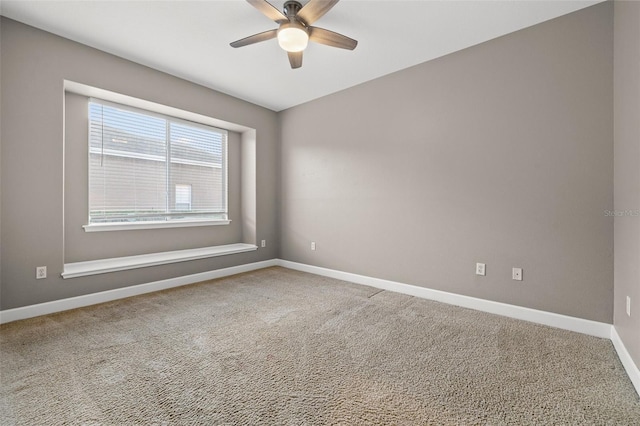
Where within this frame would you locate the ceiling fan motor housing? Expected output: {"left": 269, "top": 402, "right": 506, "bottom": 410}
{"left": 283, "top": 1, "right": 303, "bottom": 19}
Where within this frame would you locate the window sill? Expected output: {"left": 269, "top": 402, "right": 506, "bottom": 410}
{"left": 62, "top": 243, "right": 257, "bottom": 279}
{"left": 83, "top": 219, "right": 231, "bottom": 232}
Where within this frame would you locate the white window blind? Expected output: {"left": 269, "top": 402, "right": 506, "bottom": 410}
{"left": 88, "top": 99, "right": 228, "bottom": 226}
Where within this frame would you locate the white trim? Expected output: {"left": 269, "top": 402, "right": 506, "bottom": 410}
{"left": 276, "top": 260, "right": 612, "bottom": 339}
{"left": 611, "top": 326, "right": 640, "bottom": 397}
{"left": 0, "top": 259, "right": 278, "bottom": 324}
{"left": 83, "top": 219, "right": 231, "bottom": 232}
{"left": 62, "top": 243, "right": 256, "bottom": 278}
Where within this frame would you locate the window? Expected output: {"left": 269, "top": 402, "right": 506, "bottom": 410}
{"left": 87, "top": 99, "right": 228, "bottom": 228}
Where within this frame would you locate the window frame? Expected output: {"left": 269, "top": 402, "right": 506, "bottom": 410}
{"left": 83, "top": 98, "right": 230, "bottom": 232}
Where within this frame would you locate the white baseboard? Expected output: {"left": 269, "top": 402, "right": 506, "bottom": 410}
{"left": 2, "top": 258, "right": 611, "bottom": 338}
{"left": 278, "top": 259, "right": 640, "bottom": 394}
{"left": 0, "top": 259, "right": 278, "bottom": 324}
{"left": 276, "top": 260, "right": 612, "bottom": 339}
{"left": 2, "top": 257, "right": 637, "bottom": 396}
{"left": 276, "top": 260, "right": 640, "bottom": 394}
{"left": 611, "top": 326, "right": 640, "bottom": 397}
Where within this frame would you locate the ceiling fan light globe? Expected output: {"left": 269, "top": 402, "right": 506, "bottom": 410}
{"left": 277, "top": 26, "right": 309, "bottom": 52}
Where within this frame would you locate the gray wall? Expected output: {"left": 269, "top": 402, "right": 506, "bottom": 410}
{"left": 0, "top": 17, "right": 279, "bottom": 310}
{"left": 279, "top": 3, "right": 614, "bottom": 323}
{"left": 613, "top": 1, "right": 640, "bottom": 367}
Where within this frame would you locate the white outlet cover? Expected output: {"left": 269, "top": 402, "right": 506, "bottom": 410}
{"left": 476, "top": 263, "right": 486, "bottom": 276}
{"left": 36, "top": 266, "right": 47, "bottom": 279}
{"left": 627, "top": 296, "right": 631, "bottom": 317}
{"left": 512, "top": 268, "right": 523, "bottom": 281}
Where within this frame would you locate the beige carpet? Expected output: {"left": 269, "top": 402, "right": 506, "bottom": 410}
{"left": 1, "top": 266, "right": 639, "bottom": 425}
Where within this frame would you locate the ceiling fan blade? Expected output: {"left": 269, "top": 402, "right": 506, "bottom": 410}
{"left": 296, "top": 0, "right": 339, "bottom": 25}
{"left": 288, "top": 51, "right": 303, "bottom": 69}
{"left": 309, "top": 27, "right": 357, "bottom": 50}
{"left": 246, "top": 0, "right": 289, "bottom": 24}
{"left": 230, "top": 29, "right": 278, "bottom": 48}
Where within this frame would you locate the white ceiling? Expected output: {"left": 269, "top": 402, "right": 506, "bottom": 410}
{"left": 1, "top": 0, "right": 602, "bottom": 111}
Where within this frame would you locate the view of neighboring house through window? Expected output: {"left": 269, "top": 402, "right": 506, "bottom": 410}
{"left": 175, "top": 184, "right": 192, "bottom": 211}
{"left": 88, "top": 100, "right": 227, "bottom": 226}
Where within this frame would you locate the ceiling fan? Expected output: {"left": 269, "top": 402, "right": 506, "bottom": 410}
{"left": 230, "top": 0, "right": 357, "bottom": 69}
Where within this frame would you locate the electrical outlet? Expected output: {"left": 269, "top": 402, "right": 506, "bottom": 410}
{"left": 475, "top": 263, "right": 486, "bottom": 276}
{"left": 512, "top": 268, "right": 523, "bottom": 281}
{"left": 36, "top": 266, "right": 47, "bottom": 279}
{"left": 261, "top": 239, "right": 266, "bottom": 248}
{"left": 627, "top": 296, "right": 631, "bottom": 317}
{"left": 311, "top": 242, "right": 316, "bottom": 251}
